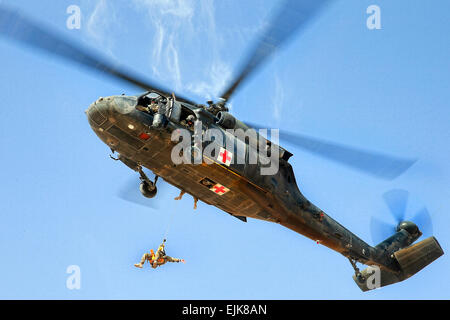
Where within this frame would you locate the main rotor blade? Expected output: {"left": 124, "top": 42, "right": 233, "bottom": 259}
{"left": 0, "top": 6, "right": 194, "bottom": 104}
{"left": 245, "top": 122, "right": 417, "bottom": 180}
{"left": 220, "top": 0, "right": 331, "bottom": 102}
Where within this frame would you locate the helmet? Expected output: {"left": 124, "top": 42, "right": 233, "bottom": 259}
{"left": 186, "top": 115, "right": 195, "bottom": 122}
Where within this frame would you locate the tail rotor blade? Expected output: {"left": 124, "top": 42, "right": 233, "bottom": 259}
{"left": 370, "top": 217, "right": 396, "bottom": 245}
{"left": 411, "top": 207, "right": 433, "bottom": 238}
{"left": 372, "top": 190, "right": 434, "bottom": 245}
{"left": 382, "top": 189, "right": 410, "bottom": 223}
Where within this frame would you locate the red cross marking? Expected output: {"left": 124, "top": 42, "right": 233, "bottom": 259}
{"left": 213, "top": 185, "right": 226, "bottom": 194}
{"left": 219, "top": 150, "right": 231, "bottom": 163}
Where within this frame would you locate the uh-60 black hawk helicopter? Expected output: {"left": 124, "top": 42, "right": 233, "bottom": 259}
{"left": 0, "top": 0, "right": 444, "bottom": 291}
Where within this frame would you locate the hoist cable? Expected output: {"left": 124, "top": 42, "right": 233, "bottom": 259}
{"left": 162, "top": 209, "right": 176, "bottom": 240}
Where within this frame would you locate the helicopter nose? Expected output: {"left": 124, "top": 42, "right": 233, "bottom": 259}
{"left": 85, "top": 97, "right": 123, "bottom": 150}
{"left": 85, "top": 97, "right": 110, "bottom": 129}
{"left": 85, "top": 96, "right": 138, "bottom": 127}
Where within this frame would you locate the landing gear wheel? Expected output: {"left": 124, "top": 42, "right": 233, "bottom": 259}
{"left": 140, "top": 181, "right": 157, "bottom": 199}
{"left": 136, "top": 165, "right": 159, "bottom": 199}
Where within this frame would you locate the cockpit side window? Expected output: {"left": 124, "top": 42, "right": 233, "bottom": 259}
{"left": 180, "top": 104, "right": 194, "bottom": 117}
{"left": 179, "top": 104, "right": 196, "bottom": 129}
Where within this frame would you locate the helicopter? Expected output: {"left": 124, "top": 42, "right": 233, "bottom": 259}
{"left": 0, "top": 0, "right": 443, "bottom": 291}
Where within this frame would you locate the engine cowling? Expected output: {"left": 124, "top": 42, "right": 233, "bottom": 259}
{"left": 216, "top": 112, "right": 249, "bottom": 131}
{"left": 215, "top": 111, "right": 293, "bottom": 161}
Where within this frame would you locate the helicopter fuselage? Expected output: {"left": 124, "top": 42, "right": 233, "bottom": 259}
{"left": 86, "top": 93, "right": 415, "bottom": 275}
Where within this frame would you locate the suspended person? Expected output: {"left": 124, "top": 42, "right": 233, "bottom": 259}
{"left": 134, "top": 239, "right": 185, "bottom": 269}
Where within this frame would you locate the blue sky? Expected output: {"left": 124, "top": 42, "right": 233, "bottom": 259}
{"left": 0, "top": 0, "right": 449, "bottom": 299}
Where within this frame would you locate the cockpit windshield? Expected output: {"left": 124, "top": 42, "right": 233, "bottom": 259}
{"left": 114, "top": 95, "right": 137, "bottom": 114}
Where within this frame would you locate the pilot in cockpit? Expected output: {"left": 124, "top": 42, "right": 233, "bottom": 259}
{"left": 148, "top": 98, "right": 159, "bottom": 113}
{"left": 136, "top": 96, "right": 163, "bottom": 114}
{"left": 180, "top": 115, "right": 195, "bottom": 129}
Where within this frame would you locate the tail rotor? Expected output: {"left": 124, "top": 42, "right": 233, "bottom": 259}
{"left": 370, "top": 189, "right": 433, "bottom": 245}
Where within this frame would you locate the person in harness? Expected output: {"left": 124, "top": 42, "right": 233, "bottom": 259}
{"left": 134, "top": 239, "right": 185, "bottom": 269}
